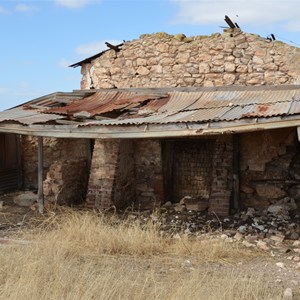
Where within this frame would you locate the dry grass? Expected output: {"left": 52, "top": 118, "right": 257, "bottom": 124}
{"left": 0, "top": 211, "right": 283, "bottom": 300}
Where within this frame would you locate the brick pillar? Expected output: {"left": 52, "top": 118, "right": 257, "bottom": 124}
{"left": 86, "top": 139, "right": 120, "bottom": 209}
{"left": 209, "top": 135, "right": 233, "bottom": 216}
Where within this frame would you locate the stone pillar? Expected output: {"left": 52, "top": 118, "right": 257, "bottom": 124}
{"left": 209, "top": 135, "right": 233, "bottom": 216}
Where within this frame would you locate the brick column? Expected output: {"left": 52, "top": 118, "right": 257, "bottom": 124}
{"left": 86, "top": 139, "right": 120, "bottom": 209}
{"left": 209, "top": 135, "right": 233, "bottom": 216}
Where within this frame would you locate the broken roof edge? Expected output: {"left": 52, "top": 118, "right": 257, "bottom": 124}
{"left": 69, "top": 43, "right": 124, "bottom": 68}
{"left": 10, "top": 84, "right": 300, "bottom": 111}
{"left": 0, "top": 114, "right": 299, "bottom": 139}
{"left": 72, "top": 84, "right": 300, "bottom": 93}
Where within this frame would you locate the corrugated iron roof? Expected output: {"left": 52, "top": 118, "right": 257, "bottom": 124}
{"left": 46, "top": 91, "right": 168, "bottom": 116}
{"left": 0, "top": 108, "right": 64, "bottom": 125}
{"left": 2, "top": 85, "right": 300, "bottom": 129}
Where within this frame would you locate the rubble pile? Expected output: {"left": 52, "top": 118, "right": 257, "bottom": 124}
{"left": 123, "top": 197, "right": 300, "bottom": 256}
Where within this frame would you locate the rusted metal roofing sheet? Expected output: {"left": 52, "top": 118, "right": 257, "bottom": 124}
{"left": 172, "top": 89, "right": 300, "bottom": 111}
{"left": 2, "top": 86, "right": 300, "bottom": 130}
{"left": 0, "top": 108, "right": 64, "bottom": 125}
{"left": 47, "top": 91, "right": 168, "bottom": 116}
{"left": 94, "top": 100, "right": 300, "bottom": 126}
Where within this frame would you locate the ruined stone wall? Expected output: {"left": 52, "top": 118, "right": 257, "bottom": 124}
{"left": 79, "top": 29, "right": 300, "bottom": 213}
{"left": 21, "top": 136, "right": 88, "bottom": 204}
{"left": 240, "top": 128, "right": 299, "bottom": 209}
{"left": 81, "top": 29, "right": 300, "bottom": 90}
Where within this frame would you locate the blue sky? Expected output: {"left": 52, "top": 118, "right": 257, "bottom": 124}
{"left": 1, "top": 0, "right": 300, "bottom": 110}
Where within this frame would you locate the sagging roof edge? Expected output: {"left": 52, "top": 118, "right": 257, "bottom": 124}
{"left": 69, "top": 43, "right": 124, "bottom": 68}
{"left": 7, "top": 84, "right": 300, "bottom": 111}
{"left": 73, "top": 85, "right": 300, "bottom": 93}
{"left": 0, "top": 116, "right": 299, "bottom": 139}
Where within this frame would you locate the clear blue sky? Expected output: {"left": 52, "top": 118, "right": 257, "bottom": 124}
{"left": 1, "top": 0, "right": 300, "bottom": 110}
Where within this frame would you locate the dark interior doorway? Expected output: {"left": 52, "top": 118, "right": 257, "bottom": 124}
{"left": 0, "top": 133, "right": 22, "bottom": 193}
{"left": 162, "top": 139, "right": 215, "bottom": 203}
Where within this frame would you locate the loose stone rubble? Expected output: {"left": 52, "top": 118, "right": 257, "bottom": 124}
{"left": 121, "top": 197, "right": 300, "bottom": 261}
{"left": 3, "top": 189, "right": 300, "bottom": 261}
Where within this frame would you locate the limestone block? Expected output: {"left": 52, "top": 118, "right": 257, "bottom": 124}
{"left": 99, "top": 81, "right": 115, "bottom": 89}
{"left": 240, "top": 56, "right": 251, "bottom": 64}
{"left": 255, "top": 184, "right": 287, "bottom": 199}
{"left": 255, "top": 49, "right": 267, "bottom": 57}
{"left": 264, "top": 63, "right": 278, "bottom": 71}
{"left": 223, "top": 73, "right": 236, "bottom": 85}
{"left": 236, "top": 64, "right": 248, "bottom": 73}
{"left": 211, "top": 65, "right": 224, "bottom": 73}
{"left": 151, "top": 65, "right": 163, "bottom": 73}
{"left": 96, "top": 67, "right": 110, "bottom": 75}
{"left": 212, "top": 59, "right": 224, "bottom": 66}
{"left": 225, "top": 55, "right": 235, "bottom": 62}
{"left": 183, "top": 77, "right": 196, "bottom": 85}
{"left": 147, "top": 57, "right": 158, "bottom": 65}
{"left": 136, "top": 58, "right": 147, "bottom": 66}
{"left": 160, "top": 57, "right": 174, "bottom": 66}
{"left": 173, "top": 64, "right": 186, "bottom": 74}
{"left": 195, "top": 76, "right": 205, "bottom": 84}
{"left": 233, "top": 49, "right": 243, "bottom": 58}
{"left": 236, "top": 42, "right": 248, "bottom": 49}
{"left": 176, "top": 52, "right": 190, "bottom": 64}
{"left": 198, "top": 53, "right": 211, "bottom": 62}
{"left": 277, "top": 76, "right": 289, "bottom": 84}
{"left": 199, "top": 62, "right": 210, "bottom": 74}
{"left": 186, "top": 65, "right": 198, "bottom": 74}
{"left": 156, "top": 43, "right": 169, "bottom": 52}
{"left": 98, "top": 58, "right": 113, "bottom": 68}
{"left": 224, "top": 62, "right": 236, "bottom": 72}
{"left": 136, "top": 66, "right": 150, "bottom": 76}
{"left": 122, "top": 48, "right": 135, "bottom": 57}
{"left": 110, "top": 67, "right": 121, "bottom": 75}
{"left": 14, "top": 191, "right": 37, "bottom": 207}
{"left": 253, "top": 55, "right": 264, "bottom": 64}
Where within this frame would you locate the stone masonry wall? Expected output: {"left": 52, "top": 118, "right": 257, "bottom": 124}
{"left": 81, "top": 29, "right": 300, "bottom": 90}
{"left": 80, "top": 29, "right": 300, "bottom": 213}
{"left": 240, "top": 128, "right": 299, "bottom": 209}
{"left": 43, "top": 159, "right": 88, "bottom": 205}
{"left": 21, "top": 136, "right": 88, "bottom": 204}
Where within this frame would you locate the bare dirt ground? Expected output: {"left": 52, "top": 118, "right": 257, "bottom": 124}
{"left": 1, "top": 191, "right": 300, "bottom": 299}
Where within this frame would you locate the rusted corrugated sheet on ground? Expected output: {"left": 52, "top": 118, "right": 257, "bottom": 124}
{"left": 2, "top": 85, "right": 300, "bottom": 128}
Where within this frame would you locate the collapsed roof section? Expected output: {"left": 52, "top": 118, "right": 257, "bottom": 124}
{"left": 1, "top": 85, "right": 300, "bottom": 138}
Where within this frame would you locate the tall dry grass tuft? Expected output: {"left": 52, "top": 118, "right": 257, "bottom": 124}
{"left": 0, "top": 211, "right": 283, "bottom": 300}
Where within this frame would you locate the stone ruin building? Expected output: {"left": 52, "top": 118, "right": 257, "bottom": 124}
{"left": 1, "top": 28, "right": 300, "bottom": 215}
